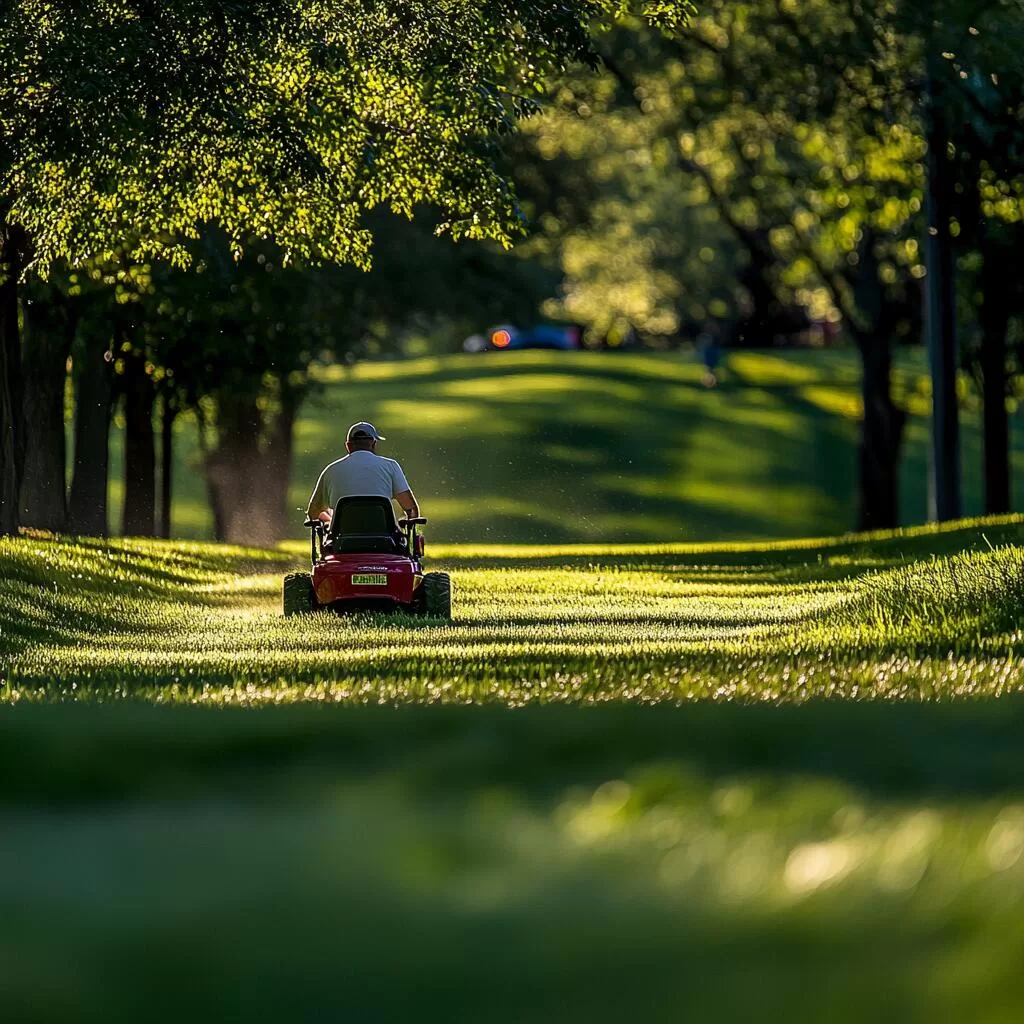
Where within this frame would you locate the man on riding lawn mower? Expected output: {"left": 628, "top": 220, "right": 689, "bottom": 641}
{"left": 306, "top": 422, "right": 419, "bottom": 531}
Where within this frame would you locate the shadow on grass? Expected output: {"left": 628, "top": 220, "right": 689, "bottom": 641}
{"left": 3, "top": 700, "right": 1024, "bottom": 806}
{"left": 433, "top": 517, "right": 1024, "bottom": 572}
{"left": 0, "top": 535, "right": 292, "bottom": 658}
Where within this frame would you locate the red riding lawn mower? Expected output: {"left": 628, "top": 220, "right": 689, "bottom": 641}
{"left": 282, "top": 496, "right": 452, "bottom": 619}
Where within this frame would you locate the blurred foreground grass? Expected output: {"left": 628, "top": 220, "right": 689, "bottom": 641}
{"left": 6, "top": 702, "right": 1024, "bottom": 1023}
{"left": 3, "top": 518, "right": 1024, "bottom": 1020}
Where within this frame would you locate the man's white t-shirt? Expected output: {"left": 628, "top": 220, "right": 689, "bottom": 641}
{"left": 307, "top": 450, "right": 410, "bottom": 515}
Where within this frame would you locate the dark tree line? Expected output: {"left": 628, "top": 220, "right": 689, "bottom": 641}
{"left": 13, "top": 216, "right": 552, "bottom": 542}
{"left": 3, "top": 0, "right": 679, "bottom": 537}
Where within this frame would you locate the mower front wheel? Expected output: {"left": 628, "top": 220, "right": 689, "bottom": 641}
{"left": 420, "top": 572, "right": 452, "bottom": 620}
{"left": 283, "top": 572, "right": 318, "bottom": 616}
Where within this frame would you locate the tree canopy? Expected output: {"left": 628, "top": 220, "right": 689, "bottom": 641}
{"left": 0, "top": 0, "right": 697, "bottom": 535}
{"left": 503, "top": 0, "right": 1024, "bottom": 527}
{"left": 1, "top": 0, "right": 695, "bottom": 272}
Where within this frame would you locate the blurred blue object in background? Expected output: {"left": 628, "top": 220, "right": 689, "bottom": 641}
{"left": 465, "top": 324, "right": 581, "bottom": 352}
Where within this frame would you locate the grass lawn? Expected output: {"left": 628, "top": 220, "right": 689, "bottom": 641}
{"left": 3, "top": 517, "right": 1024, "bottom": 1019}
{"left": 106, "top": 348, "right": 1024, "bottom": 543}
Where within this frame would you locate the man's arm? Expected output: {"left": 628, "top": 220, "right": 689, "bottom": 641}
{"left": 306, "top": 470, "right": 330, "bottom": 520}
{"left": 395, "top": 489, "right": 419, "bottom": 519}
{"left": 390, "top": 460, "right": 419, "bottom": 518}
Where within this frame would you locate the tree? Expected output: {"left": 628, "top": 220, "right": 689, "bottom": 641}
{"left": 945, "top": 32, "right": 1024, "bottom": 516}
{"left": 19, "top": 275, "right": 79, "bottom": 532}
{"left": 513, "top": 68, "right": 741, "bottom": 344}
{"left": 1, "top": 0, "right": 693, "bottom": 535}
{"left": 138, "top": 212, "right": 553, "bottom": 544}
{"left": 522, "top": 4, "right": 918, "bottom": 526}
{"left": 67, "top": 313, "right": 117, "bottom": 536}
{"left": 531, "top": 0, "right": 1024, "bottom": 529}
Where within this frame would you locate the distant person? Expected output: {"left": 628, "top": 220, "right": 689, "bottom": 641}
{"left": 696, "top": 319, "right": 725, "bottom": 388}
{"left": 306, "top": 422, "right": 419, "bottom": 526}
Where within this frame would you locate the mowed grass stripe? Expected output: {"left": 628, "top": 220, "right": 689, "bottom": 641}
{"left": 3, "top": 516, "right": 1023, "bottom": 703}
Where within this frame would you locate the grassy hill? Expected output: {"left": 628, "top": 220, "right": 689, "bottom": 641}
{"left": 106, "top": 348, "right": 1024, "bottom": 543}
{"left": 3, "top": 518, "right": 1024, "bottom": 1019}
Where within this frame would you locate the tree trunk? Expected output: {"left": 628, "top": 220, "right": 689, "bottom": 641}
{"left": 20, "top": 290, "right": 78, "bottom": 531}
{"left": 68, "top": 328, "right": 115, "bottom": 537}
{"left": 204, "top": 382, "right": 302, "bottom": 546}
{"left": 0, "top": 226, "right": 27, "bottom": 536}
{"left": 847, "top": 232, "right": 904, "bottom": 532}
{"left": 734, "top": 250, "right": 782, "bottom": 347}
{"left": 204, "top": 392, "right": 263, "bottom": 545}
{"left": 979, "top": 234, "right": 1012, "bottom": 516}
{"left": 158, "top": 392, "right": 176, "bottom": 539}
{"left": 122, "top": 348, "right": 156, "bottom": 536}
{"left": 262, "top": 381, "right": 300, "bottom": 541}
{"left": 857, "top": 333, "right": 906, "bottom": 531}
{"left": 923, "top": 66, "right": 961, "bottom": 521}
{"left": 732, "top": 233, "right": 808, "bottom": 347}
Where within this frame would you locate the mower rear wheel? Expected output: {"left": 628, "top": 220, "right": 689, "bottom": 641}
{"left": 283, "top": 572, "right": 318, "bottom": 616}
{"left": 421, "top": 572, "right": 452, "bottom": 619}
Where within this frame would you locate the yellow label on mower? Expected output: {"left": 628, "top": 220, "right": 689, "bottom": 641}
{"left": 351, "top": 574, "right": 388, "bottom": 586}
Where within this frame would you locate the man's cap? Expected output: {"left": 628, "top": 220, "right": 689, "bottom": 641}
{"left": 347, "top": 421, "right": 385, "bottom": 442}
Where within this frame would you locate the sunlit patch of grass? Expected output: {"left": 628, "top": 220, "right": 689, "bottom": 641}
{"left": 4, "top": 517, "right": 1024, "bottom": 706}
{"left": 728, "top": 350, "right": 850, "bottom": 385}
{"left": 798, "top": 383, "right": 864, "bottom": 419}
{"left": 817, "top": 545, "right": 1024, "bottom": 652}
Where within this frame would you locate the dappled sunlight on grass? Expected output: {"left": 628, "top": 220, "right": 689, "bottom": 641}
{"left": 728, "top": 350, "right": 838, "bottom": 385}
{"left": 99, "top": 350, "right": 1024, "bottom": 548}
{"left": 667, "top": 479, "right": 830, "bottom": 522}
{"left": 798, "top": 383, "right": 863, "bottom": 419}
{"left": 372, "top": 398, "right": 510, "bottom": 433}
{"left": 105, "top": 349, "right": 1024, "bottom": 544}
{"left": 437, "top": 371, "right": 647, "bottom": 403}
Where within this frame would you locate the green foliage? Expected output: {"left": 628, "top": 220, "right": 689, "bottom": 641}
{"left": 509, "top": 0, "right": 1024, "bottom": 347}
{"left": 1, "top": 0, "right": 695, "bottom": 271}
{"left": 143, "top": 212, "right": 556, "bottom": 393}
{"left": 517, "top": 65, "right": 736, "bottom": 338}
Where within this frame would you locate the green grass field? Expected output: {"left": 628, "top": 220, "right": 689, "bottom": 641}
{"left": 4, "top": 517, "right": 1024, "bottom": 1019}
{"left": 107, "top": 348, "right": 1024, "bottom": 542}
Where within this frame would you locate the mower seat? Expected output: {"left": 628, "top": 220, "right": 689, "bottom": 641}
{"left": 328, "top": 496, "right": 407, "bottom": 555}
